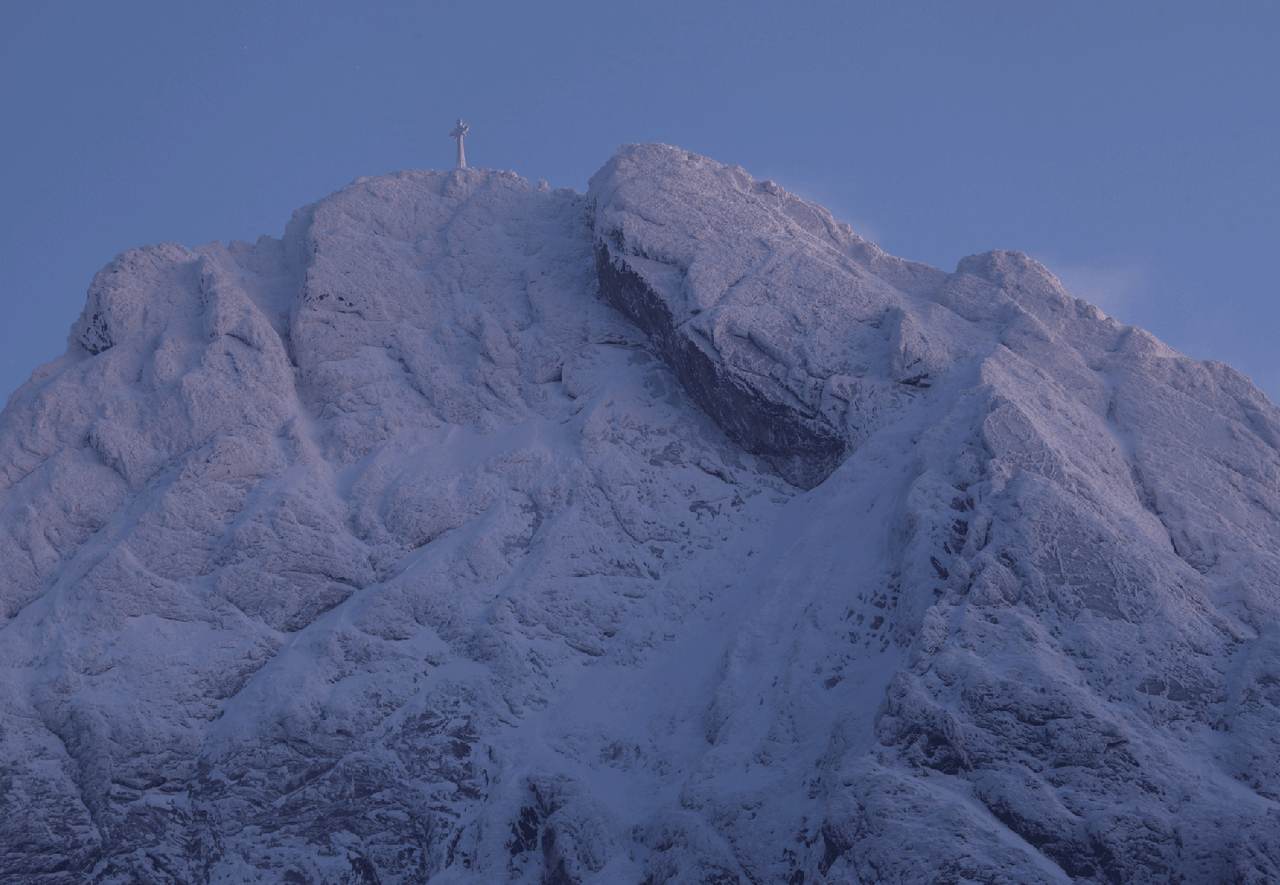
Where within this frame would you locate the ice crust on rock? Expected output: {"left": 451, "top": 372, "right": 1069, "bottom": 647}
{"left": 588, "top": 144, "right": 950, "bottom": 488}
{"left": 2, "top": 145, "right": 1280, "bottom": 884}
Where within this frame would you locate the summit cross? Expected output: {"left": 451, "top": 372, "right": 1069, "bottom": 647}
{"left": 450, "top": 119, "right": 469, "bottom": 169}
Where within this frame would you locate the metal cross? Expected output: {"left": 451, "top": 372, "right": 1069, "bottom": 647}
{"left": 450, "top": 119, "right": 469, "bottom": 169}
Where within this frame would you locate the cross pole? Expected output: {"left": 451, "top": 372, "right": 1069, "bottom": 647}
{"left": 450, "top": 119, "right": 469, "bottom": 169}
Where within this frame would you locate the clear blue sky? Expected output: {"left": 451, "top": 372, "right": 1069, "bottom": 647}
{"left": 3, "top": 0, "right": 1278, "bottom": 404}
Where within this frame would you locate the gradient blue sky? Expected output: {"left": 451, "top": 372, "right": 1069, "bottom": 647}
{"left": 3, "top": 0, "right": 1278, "bottom": 404}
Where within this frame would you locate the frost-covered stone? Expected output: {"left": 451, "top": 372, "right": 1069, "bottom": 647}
{"left": 2, "top": 145, "right": 1280, "bottom": 884}
{"left": 588, "top": 144, "right": 949, "bottom": 488}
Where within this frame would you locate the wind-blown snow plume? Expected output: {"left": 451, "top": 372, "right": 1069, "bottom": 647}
{"left": 2, "top": 145, "right": 1279, "bottom": 884}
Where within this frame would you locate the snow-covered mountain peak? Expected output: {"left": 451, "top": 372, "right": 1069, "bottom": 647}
{"left": 3, "top": 145, "right": 1280, "bottom": 884}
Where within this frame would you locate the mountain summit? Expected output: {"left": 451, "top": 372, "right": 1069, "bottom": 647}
{"left": 3, "top": 144, "right": 1279, "bottom": 884}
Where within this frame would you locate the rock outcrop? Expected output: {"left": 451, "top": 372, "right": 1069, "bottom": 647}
{"left": 589, "top": 144, "right": 949, "bottom": 488}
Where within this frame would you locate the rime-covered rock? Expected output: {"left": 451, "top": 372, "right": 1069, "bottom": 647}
{"left": 2, "top": 145, "right": 1280, "bottom": 884}
{"left": 588, "top": 144, "right": 949, "bottom": 488}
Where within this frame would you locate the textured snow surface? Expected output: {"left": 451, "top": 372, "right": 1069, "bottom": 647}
{"left": 3, "top": 145, "right": 1280, "bottom": 884}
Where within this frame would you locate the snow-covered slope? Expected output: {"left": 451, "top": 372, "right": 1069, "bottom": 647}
{"left": 3, "top": 145, "right": 1280, "bottom": 884}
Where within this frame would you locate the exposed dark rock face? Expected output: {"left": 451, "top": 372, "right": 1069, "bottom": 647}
{"left": 593, "top": 243, "right": 847, "bottom": 488}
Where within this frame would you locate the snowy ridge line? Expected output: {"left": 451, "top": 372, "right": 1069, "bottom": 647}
{"left": 1, "top": 145, "right": 1280, "bottom": 883}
